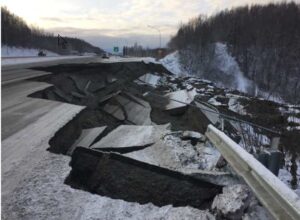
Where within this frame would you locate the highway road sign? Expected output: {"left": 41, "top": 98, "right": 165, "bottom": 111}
{"left": 113, "top": 47, "right": 119, "bottom": 52}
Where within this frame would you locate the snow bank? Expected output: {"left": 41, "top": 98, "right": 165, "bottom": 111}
{"left": 1, "top": 45, "right": 59, "bottom": 57}
{"left": 160, "top": 51, "right": 184, "bottom": 76}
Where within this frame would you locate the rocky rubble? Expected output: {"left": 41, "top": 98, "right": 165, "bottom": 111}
{"left": 212, "top": 184, "right": 273, "bottom": 220}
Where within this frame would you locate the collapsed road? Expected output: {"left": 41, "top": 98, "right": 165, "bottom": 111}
{"left": 2, "top": 56, "right": 300, "bottom": 219}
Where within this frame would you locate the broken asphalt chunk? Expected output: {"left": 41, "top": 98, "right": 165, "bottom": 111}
{"left": 102, "top": 93, "right": 152, "bottom": 125}
{"left": 164, "top": 89, "right": 197, "bottom": 115}
{"left": 67, "top": 126, "right": 107, "bottom": 155}
{"left": 135, "top": 73, "right": 161, "bottom": 87}
{"left": 65, "top": 147, "right": 222, "bottom": 209}
{"left": 195, "top": 101, "right": 221, "bottom": 126}
{"left": 90, "top": 125, "right": 168, "bottom": 153}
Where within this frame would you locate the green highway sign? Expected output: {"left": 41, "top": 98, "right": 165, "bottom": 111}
{"left": 113, "top": 46, "right": 119, "bottom": 53}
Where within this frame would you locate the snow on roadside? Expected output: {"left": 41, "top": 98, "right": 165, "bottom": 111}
{"left": 2, "top": 45, "right": 59, "bottom": 57}
{"left": 278, "top": 167, "right": 300, "bottom": 196}
{"left": 100, "top": 56, "right": 159, "bottom": 64}
{"left": 2, "top": 152, "right": 215, "bottom": 220}
{"left": 160, "top": 51, "right": 185, "bottom": 76}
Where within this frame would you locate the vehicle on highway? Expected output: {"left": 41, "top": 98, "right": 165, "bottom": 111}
{"left": 38, "top": 50, "right": 46, "bottom": 56}
{"left": 102, "top": 53, "right": 110, "bottom": 59}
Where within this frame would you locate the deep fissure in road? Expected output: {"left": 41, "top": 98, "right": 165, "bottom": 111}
{"left": 28, "top": 62, "right": 223, "bottom": 210}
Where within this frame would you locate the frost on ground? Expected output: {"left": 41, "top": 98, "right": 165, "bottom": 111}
{"left": 1, "top": 45, "right": 59, "bottom": 57}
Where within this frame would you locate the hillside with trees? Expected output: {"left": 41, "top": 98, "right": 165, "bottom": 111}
{"left": 168, "top": 2, "right": 300, "bottom": 104}
{"left": 123, "top": 43, "right": 168, "bottom": 58}
{"left": 1, "top": 7, "right": 103, "bottom": 55}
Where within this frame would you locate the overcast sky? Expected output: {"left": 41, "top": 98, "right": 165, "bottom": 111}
{"left": 2, "top": 0, "right": 298, "bottom": 51}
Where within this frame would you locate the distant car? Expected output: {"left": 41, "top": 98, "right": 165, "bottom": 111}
{"left": 38, "top": 51, "right": 46, "bottom": 57}
{"left": 102, "top": 53, "right": 110, "bottom": 59}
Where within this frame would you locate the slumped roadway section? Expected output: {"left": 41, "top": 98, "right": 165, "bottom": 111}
{"left": 2, "top": 58, "right": 219, "bottom": 219}
{"left": 3, "top": 56, "right": 297, "bottom": 219}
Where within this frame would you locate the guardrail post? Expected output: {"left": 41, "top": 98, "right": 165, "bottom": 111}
{"left": 220, "top": 118, "right": 224, "bottom": 131}
{"left": 271, "top": 137, "right": 280, "bottom": 150}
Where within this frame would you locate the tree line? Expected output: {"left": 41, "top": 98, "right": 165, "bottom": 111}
{"left": 123, "top": 43, "right": 168, "bottom": 58}
{"left": 1, "top": 7, "right": 103, "bottom": 55}
{"left": 168, "top": 2, "right": 300, "bottom": 103}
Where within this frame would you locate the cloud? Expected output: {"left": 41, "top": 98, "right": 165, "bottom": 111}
{"left": 40, "top": 17, "right": 63, "bottom": 22}
{"left": 47, "top": 26, "right": 171, "bottom": 51}
{"left": 3, "top": 0, "right": 299, "bottom": 48}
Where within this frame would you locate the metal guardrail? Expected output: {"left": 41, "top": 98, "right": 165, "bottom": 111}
{"left": 206, "top": 124, "right": 300, "bottom": 220}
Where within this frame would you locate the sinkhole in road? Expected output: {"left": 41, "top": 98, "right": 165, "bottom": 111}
{"left": 27, "top": 61, "right": 223, "bottom": 210}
